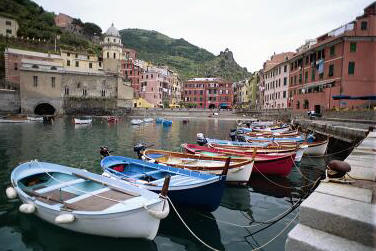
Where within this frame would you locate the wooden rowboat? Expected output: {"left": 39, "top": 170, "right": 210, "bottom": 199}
{"left": 142, "top": 149, "right": 254, "bottom": 183}
{"left": 100, "top": 156, "right": 226, "bottom": 211}
{"left": 8, "top": 161, "right": 169, "bottom": 240}
{"left": 182, "top": 144, "right": 297, "bottom": 177}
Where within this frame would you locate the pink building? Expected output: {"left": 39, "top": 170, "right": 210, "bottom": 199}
{"left": 140, "top": 68, "right": 172, "bottom": 107}
{"left": 263, "top": 52, "right": 295, "bottom": 109}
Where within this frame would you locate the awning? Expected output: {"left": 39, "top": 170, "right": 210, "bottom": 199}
{"left": 332, "top": 95, "right": 376, "bottom": 100}
{"left": 332, "top": 95, "right": 352, "bottom": 100}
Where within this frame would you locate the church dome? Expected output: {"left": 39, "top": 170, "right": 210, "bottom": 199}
{"left": 105, "top": 23, "right": 120, "bottom": 37}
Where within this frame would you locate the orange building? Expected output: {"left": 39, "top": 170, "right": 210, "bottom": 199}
{"left": 288, "top": 2, "right": 376, "bottom": 113}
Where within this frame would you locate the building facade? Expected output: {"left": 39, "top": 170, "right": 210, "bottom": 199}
{"left": 263, "top": 52, "right": 294, "bottom": 110}
{"left": 0, "top": 16, "right": 19, "bottom": 37}
{"left": 183, "top": 78, "right": 233, "bottom": 109}
{"left": 288, "top": 3, "right": 376, "bottom": 112}
{"left": 16, "top": 23, "right": 133, "bottom": 114}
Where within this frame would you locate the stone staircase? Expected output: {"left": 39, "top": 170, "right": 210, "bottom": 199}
{"left": 285, "top": 131, "right": 376, "bottom": 250}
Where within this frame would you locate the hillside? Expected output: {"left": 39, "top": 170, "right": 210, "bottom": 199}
{"left": 0, "top": 0, "right": 251, "bottom": 82}
{"left": 120, "top": 29, "right": 250, "bottom": 81}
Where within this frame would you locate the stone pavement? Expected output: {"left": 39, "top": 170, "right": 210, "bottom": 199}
{"left": 285, "top": 131, "right": 376, "bottom": 250}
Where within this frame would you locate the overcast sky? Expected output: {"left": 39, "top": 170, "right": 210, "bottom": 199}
{"left": 35, "top": 0, "right": 373, "bottom": 72}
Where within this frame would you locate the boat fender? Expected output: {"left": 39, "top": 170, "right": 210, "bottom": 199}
{"left": 55, "top": 214, "right": 75, "bottom": 224}
{"left": 144, "top": 201, "right": 170, "bottom": 220}
{"left": 102, "top": 172, "right": 111, "bottom": 178}
{"left": 6, "top": 186, "right": 17, "bottom": 199}
{"left": 19, "top": 203, "right": 36, "bottom": 214}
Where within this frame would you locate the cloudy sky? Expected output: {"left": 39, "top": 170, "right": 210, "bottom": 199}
{"left": 35, "top": 0, "right": 373, "bottom": 72}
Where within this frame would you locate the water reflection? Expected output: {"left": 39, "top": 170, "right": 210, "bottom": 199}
{"left": 0, "top": 117, "right": 341, "bottom": 251}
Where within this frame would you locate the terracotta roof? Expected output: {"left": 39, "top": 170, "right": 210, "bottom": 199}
{"left": 263, "top": 52, "right": 295, "bottom": 72}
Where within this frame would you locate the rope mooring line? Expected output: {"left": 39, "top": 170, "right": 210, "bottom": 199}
{"left": 167, "top": 196, "right": 220, "bottom": 251}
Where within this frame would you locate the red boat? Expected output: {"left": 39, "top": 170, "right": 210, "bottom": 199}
{"left": 182, "top": 143, "right": 295, "bottom": 177}
{"left": 107, "top": 116, "right": 119, "bottom": 122}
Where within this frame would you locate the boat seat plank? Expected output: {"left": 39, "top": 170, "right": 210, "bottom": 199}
{"left": 35, "top": 179, "right": 85, "bottom": 194}
{"left": 37, "top": 190, "right": 78, "bottom": 205}
{"left": 66, "top": 189, "right": 136, "bottom": 211}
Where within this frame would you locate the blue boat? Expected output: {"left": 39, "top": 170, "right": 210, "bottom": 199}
{"left": 100, "top": 156, "right": 225, "bottom": 211}
{"left": 162, "top": 120, "right": 172, "bottom": 127}
{"left": 155, "top": 118, "right": 164, "bottom": 124}
{"left": 244, "top": 135, "right": 305, "bottom": 143}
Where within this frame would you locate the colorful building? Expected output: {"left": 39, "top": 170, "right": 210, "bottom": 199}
{"left": 183, "top": 78, "right": 233, "bottom": 109}
{"left": 288, "top": 2, "right": 376, "bottom": 112}
{"left": 263, "top": 52, "right": 294, "bottom": 110}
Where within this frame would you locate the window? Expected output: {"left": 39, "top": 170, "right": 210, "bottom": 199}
{"left": 51, "top": 66, "right": 57, "bottom": 70}
{"left": 65, "top": 87, "right": 69, "bottom": 95}
{"left": 305, "top": 71, "right": 308, "bottom": 82}
{"left": 328, "top": 64, "right": 334, "bottom": 77}
{"left": 200, "top": 90, "right": 203, "bottom": 95}
{"left": 350, "top": 42, "right": 357, "bottom": 52}
{"left": 348, "top": 62, "right": 355, "bottom": 75}
{"left": 311, "top": 69, "right": 315, "bottom": 81}
{"left": 101, "top": 90, "right": 106, "bottom": 97}
{"left": 151, "top": 74, "right": 153, "bottom": 78}
{"left": 284, "top": 65, "right": 287, "bottom": 72}
{"left": 33, "top": 76, "right": 38, "bottom": 87}
{"left": 107, "top": 52, "right": 109, "bottom": 58}
{"left": 305, "top": 56, "right": 309, "bottom": 64}
{"left": 14, "top": 63, "right": 17, "bottom": 70}
{"left": 75, "top": 61, "right": 79, "bottom": 67}
{"left": 299, "top": 74, "right": 302, "bottom": 83}
{"left": 6, "top": 29, "right": 11, "bottom": 34}
{"left": 51, "top": 77, "right": 56, "bottom": 88}
{"left": 75, "top": 54, "right": 78, "bottom": 58}
{"left": 32, "top": 64, "right": 39, "bottom": 69}
{"left": 77, "top": 82, "right": 81, "bottom": 88}
{"left": 89, "top": 63, "right": 92, "bottom": 69}
{"left": 82, "top": 89, "right": 87, "bottom": 96}
{"left": 5, "top": 20, "right": 11, "bottom": 25}
{"left": 330, "top": 46, "right": 335, "bottom": 56}
{"left": 290, "top": 77, "right": 293, "bottom": 85}
{"left": 99, "top": 62, "right": 102, "bottom": 67}
{"left": 303, "top": 99, "right": 309, "bottom": 109}
{"left": 296, "top": 101, "right": 300, "bottom": 109}
{"left": 361, "top": 21, "right": 367, "bottom": 30}
{"left": 67, "top": 60, "right": 70, "bottom": 66}
{"left": 67, "top": 53, "right": 70, "bottom": 57}
{"left": 283, "top": 77, "right": 287, "bottom": 86}
{"left": 294, "top": 76, "right": 296, "bottom": 84}
{"left": 113, "top": 53, "right": 116, "bottom": 59}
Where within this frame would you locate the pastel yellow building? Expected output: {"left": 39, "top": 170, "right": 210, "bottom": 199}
{"left": 60, "top": 50, "right": 103, "bottom": 72}
{"left": 134, "top": 97, "right": 154, "bottom": 108}
{"left": 0, "top": 16, "right": 19, "bottom": 37}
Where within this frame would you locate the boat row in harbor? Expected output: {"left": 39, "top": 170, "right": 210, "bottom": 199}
{"left": 5, "top": 119, "right": 329, "bottom": 241}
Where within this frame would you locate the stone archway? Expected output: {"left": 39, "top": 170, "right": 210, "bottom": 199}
{"left": 34, "top": 103, "right": 56, "bottom": 115}
{"left": 208, "top": 104, "right": 216, "bottom": 109}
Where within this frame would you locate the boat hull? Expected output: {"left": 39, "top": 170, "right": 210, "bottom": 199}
{"left": 303, "top": 140, "right": 328, "bottom": 155}
{"left": 18, "top": 193, "right": 163, "bottom": 240}
{"left": 155, "top": 177, "right": 225, "bottom": 212}
{"left": 254, "top": 154, "right": 294, "bottom": 177}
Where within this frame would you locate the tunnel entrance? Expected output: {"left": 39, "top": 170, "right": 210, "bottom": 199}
{"left": 34, "top": 103, "right": 56, "bottom": 115}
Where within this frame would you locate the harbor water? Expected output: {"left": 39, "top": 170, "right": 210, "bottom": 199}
{"left": 0, "top": 117, "right": 348, "bottom": 251}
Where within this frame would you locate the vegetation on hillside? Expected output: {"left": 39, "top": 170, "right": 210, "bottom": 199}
{"left": 120, "top": 29, "right": 251, "bottom": 81}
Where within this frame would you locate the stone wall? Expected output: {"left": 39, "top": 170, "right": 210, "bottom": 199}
{"left": 0, "top": 89, "right": 20, "bottom": 113}
{"left": 63, "top": 97, "right": 125, "bottom": 115}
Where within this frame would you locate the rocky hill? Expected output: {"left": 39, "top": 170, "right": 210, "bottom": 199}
{"left": 120, "top": 29, "right": 250, "bottom": 81}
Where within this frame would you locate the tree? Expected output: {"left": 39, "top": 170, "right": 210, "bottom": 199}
{"left": 83, "top": 22, "right": 102, "bottom": 38}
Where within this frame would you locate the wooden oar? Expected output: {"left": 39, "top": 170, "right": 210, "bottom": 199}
{"left": 25, "top": 189, "right": 77, "bottom": 210}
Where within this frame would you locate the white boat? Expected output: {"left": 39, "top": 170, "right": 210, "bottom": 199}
{"left": 73, "top": 118, "right": 92, "bottom": 124}
{"left": 143, "top": 118, "right": 153, "bottom": 123}
{"left": 131, "top": 119, "right": 144, "bottom": 125}
{"left": 27, "top": 116, "right": 44, "bottom": 121}
{"left": 303, "top": 140, "right": 329, "bottom": 156}
{"left": 7, "top": 161, "right": 169, "bottom": 240}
